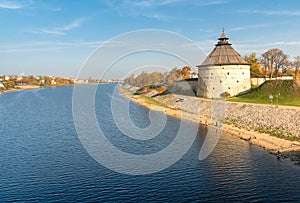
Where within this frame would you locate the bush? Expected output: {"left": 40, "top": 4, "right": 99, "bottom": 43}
{"left": 220, "top": 91, "right": 231, "bottom": 98}
{"left": 3, "top": 81, "right": 15, "bottom": 88}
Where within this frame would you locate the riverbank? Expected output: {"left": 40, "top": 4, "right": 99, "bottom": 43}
{"left": 1, "top": 85, "right": 42, "bottom": 93}
{"left": 119, "top": 85, "right": 300, "bottom": 163}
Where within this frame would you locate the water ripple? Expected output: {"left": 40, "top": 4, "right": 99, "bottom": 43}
{"left": 0, "top": 85, "right": 299, "bottom": 202}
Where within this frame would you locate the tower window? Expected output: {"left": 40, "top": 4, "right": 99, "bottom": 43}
{"left": 227, "top": 72, "right": 230, "bottom": 75}
{"left": 228, "top": 87, "right": 231, "bottom": 89}
{"left": 211, "top": 73, "right": 213, "bottom": 75}
{"left": 220, "top": 80, "right": 222, "bottom": 83}
{"left": 237, "top": 80, "right": 239, "bottom": 83}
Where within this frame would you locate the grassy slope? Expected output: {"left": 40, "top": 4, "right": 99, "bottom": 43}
{"left": 228, "top": 80, "right": 300, "bottom": 106}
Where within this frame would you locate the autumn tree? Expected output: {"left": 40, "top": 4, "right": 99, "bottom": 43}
{"left": 3, "top": 80, "right": 15, "bottom": 88}
{"left": 180, "top": 66, "right": 192, "bottom": 79}
{"left": 124, "top": 67, "right": 190, "bottom": 87}
{"left": 244, "top": 52, "right": 263, "bottom": 77}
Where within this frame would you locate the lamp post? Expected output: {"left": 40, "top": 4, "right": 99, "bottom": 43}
{"left": 269, "top": 95, "right": 273, "bottom": 107}
{"left": 276, "top": 93, "right": 280, "bottom": 108}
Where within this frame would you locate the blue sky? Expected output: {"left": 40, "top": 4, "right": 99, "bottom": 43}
{"left": 1, "top": 0, "right": 300, "bottom": 78}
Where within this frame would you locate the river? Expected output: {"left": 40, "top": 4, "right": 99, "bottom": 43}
{"left": 0, "top": 84, "right": 299, "bottom": 202}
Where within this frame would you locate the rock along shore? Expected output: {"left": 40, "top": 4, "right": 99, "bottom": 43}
{"left": 119, "top": 85, "right": 300, "bottom": 163}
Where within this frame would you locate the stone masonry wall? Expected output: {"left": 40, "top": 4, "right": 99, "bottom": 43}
{"left": 152, "top": 94, "right": 300, "bottom": 138}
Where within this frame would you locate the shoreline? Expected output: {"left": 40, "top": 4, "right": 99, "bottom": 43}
{"left": 119, "top": 86, "right": 300, "bottom": 162}
{"left": 1, "top": 85, "right": 42, "bottom": 94}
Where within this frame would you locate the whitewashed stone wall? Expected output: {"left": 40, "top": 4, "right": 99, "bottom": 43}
{"left": 251, "top": 77, "right": 294, "bottom": 86}
{"left": 197, "top": 65, "right": 251, "bottom": 98}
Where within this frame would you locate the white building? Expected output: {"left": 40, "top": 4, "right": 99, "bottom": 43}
{"left": 51, "top": 79, "right": 56, "bottom": 85}
{"left": 197, "top": 31, "right": 251, "bottom": 98}
{"left": 0, "top": 81, "right": 4, "bottom": 88}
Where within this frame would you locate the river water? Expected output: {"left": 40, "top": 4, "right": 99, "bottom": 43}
{"left": 0, "top": 84, "right": 299, "bottom": 202}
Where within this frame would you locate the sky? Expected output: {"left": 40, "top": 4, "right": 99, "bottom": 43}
{"left": 1, "top": 0, "right": 300, "bottom": 78}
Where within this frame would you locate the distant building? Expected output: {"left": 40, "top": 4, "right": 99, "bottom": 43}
{"left": 197, "top": 31, "right": 251, "bottom": 98}
{"left": 0, "top": 81, "right": 4, "bottom": 88}
{"left": 190, "top": 72, "right": 198, "bottom": 78}
{"left": 75, "top": 79, "right": 89, "bottom": 84}
{"left": 51, "top": 79, "right": 56, "bottom": 85}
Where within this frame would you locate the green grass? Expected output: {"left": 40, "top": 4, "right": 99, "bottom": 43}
{"left": 228, "top": 80, "right": 300, "bottom": 106}
{"left": 254, "top": 126, "right": 300, "bottom": 142}
{"left": 138, "top": 95, "right": 169, "bottom": 108}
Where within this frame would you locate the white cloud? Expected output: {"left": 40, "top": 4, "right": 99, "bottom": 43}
{"left": 102, "top": 0, "right": 227, "bottom": 21}
{"left": 0, "top": 40, "right": 105, "bottom": 53}
{"left": 228, "top": 24, "right": 274, "bottom": 32}
{"left": 119, "top": 0, "right": 182, "bottom": 8}
{"left": 113, "top": 0, "right": 227, "bottom": 8}
{"left": 39, "top": 29, "right": 65, "bottom": 35}
{"left": 239, "top": 9, "right": 300, "bottom": 16}
{"left": 29, "top": 17, "right": 88, "bottom": 35}
{"left": 61, "top": 18, "right": 85, "bottom": 31}
{"left": 194, "top": 0, "right": 228, "bottom": 7}
{"left": 0, "top": 0, "right": 23, "bottom": 9}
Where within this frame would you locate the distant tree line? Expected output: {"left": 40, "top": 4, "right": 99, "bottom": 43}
{"left": 125, "top": 66, "right": 195, "bottom": 87}
{"left": 244, "top": 48, "right": 300, "bottom": 78}
{"left": 0, "top": 75, "right": 74, "bottom": 89}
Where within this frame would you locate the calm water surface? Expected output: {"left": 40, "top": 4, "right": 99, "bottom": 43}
{"left": 0, "top": 84, "right": 299, "bottom": 202}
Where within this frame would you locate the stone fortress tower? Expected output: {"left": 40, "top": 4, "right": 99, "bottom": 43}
{"left": 197, "top": 31, "right": 251, "bottom": 98}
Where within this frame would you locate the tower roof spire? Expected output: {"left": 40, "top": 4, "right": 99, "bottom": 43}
{"left": 198, "top": 30, "right": 249, "bottom": 67}
{"left": 218, "top": 28, "right": 229, "bottom": 41}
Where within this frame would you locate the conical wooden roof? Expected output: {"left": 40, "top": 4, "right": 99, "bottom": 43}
{"left": 198, "top": 32, "right": 249, "bottom": 67}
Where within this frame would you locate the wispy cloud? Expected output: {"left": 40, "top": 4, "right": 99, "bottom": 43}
{"left": 193, "top": 0, "right": 228, "bottom": 7}
{"left": 234, "top": 40, "right": 300, "bottom": 57}
{"left": 236, "top": 41, "right": 300, "bottom": 48}
{"left": 109, "top": 0, "right": 227, "bottom": 8}
{"left": 61, "top": 18, "right": 84, "bottom": 31}
{"left": 0, "top": 40, "right": 104, "bottom": 53}
{"left": 102, "top": 0, "right": 226, "bottom": 21}
{"left": 118, "top": 0, "right": 182, "bottom": 8}
{"left": 239, "top": 9, "right": 300, "bottom": 16}
{"left": 29, "top": 17, "right": 88, "bottom": 36}
{"left": 228, "top": 24, "right": 272, "bottom": 32}
{"left": 0, "top": 0, "right": 24, "bottom": 9}
{"left": 224, "top": 22, "right": 288, "bottom": 34}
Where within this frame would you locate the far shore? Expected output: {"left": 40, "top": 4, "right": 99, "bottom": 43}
{"left": 1, "top": 85, "right": 42, "bottom": 93}
{"left": 0, "top": 83, "right": 113, "bottom": 95}
{"left": 119, "top": 85, "right": 300, "bottom": 163}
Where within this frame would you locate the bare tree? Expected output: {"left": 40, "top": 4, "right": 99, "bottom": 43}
{"left": 260, "top": 50, "right": 273, "bottom": 78}
{"left": 165, "top": 68, "right": 181, "bottom": 85}
{"left": 260, "top": 48, "right": 288, "bottom": 78}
